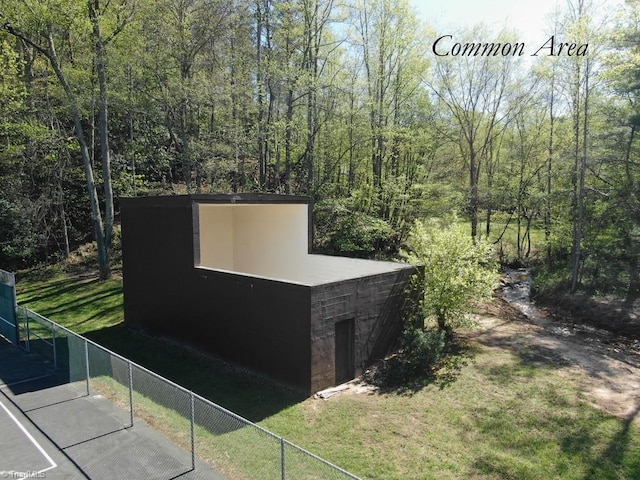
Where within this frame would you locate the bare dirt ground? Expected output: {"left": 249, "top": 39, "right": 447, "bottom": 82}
{"left": 470, "top": 297, "right": 640, "bottom": 423}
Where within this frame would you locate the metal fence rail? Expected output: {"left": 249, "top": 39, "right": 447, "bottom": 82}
{"left": 14, "top": 305, "right": 361, "bottom": 480}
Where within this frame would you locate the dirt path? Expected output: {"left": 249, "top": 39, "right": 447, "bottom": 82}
{"left": 471, "top": 298, "right": 640, "bottom": 422}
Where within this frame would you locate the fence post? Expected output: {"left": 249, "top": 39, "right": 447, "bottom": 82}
{"left": 281, "top": 437, "right": 286, "bottom": 480}
{"left": 84, "top": 339, "right": 90, "bottom": 396}
{"left": 10, "top": 271, "right": 17, "bottom": 344}
{"left": 52, "top": 323, "right": 57, "bottom": 369}
{"left": 128, "top": 361, "right": 134, "bottom": 428}
{"left": 24, "top": 308, "right": 30, "bottom": 353}
{"left": 190, "top": 391, "right": 195, "bottom": 471}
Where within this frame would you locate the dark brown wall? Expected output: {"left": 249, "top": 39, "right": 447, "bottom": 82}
{"left": 188, "top": 269, "right": 312, "bottom": 392}
{"left": 309, "top": 267, "right": 414, "bottom": 393}
{"left": 121, "top": 196, "right": 313, "bottom": 393}
{"left": 121, "top": 196, "right": 195, "bottom": 330}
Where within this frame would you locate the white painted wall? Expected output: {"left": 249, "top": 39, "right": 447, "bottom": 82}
{"left": 232, "top": 204, "right": 308, "bottom": 276}
{"left": 197, "top": 205, "right": 235, "bottom": 270}
{"left": 196, "top": 202, "right": 405, "bottom": 285}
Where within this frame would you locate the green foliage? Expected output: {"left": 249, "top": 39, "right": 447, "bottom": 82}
{"left": 362, "top": 326, "right": 463, "bottom": 391}
{"left": 531, "top": 264, "right": 571, "bottom": 294}
{"left": 403, "top": 218, "right": 499, "bottom": 333}
{"left": 0, "top": 40, "right": 25, "bottom": 115}
{"left": 401, "top": 327, "right": 448, "bottom": 373}
{"left": 536, "top": 193, "right": 640, "bottom": 296}
{"left": 0, "top": 199, "right": 40, "bottom": 268}
{"left": 0, "top": 0, "right": 637, "bottom": 298}
{"left": 362, "top": 316, "right": 480, "bottom": 394}
{"left": 313, "top": 198, "right": 399, "bottom": 258}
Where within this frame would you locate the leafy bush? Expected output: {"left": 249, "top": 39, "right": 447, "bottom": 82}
{"left": 363, "top": 327, "right": 469, "bottom": 391}
{"left": 401, "top": 327, "right": 448, "bottom": 374}
{"left": 403, "top": 218, "right": 498, "bottom": 334}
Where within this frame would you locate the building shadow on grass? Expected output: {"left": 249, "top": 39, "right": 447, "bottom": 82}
{"left": 84, "top": 323, "right": 306, "bottom": 423}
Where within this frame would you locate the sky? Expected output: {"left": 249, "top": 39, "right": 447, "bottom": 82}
{"left": 412, "top": 0, "right": 618, "bottom": 47}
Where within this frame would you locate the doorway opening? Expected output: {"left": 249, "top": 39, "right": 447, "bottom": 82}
{"left": 335, "top": 319, "right": 355, "bottom": 384}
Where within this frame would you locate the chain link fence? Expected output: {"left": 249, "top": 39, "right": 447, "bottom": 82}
{"left": 14, "top": 305, "right": 362, "bottom": 480}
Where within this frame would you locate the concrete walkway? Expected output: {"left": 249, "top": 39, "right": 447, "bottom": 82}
{"left": 0, "top": 339, "right": 226, "bottom": 480}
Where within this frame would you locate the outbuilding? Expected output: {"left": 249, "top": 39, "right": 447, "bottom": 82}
{"left": 120, "top": 194, "right": 414, "bottom": 394}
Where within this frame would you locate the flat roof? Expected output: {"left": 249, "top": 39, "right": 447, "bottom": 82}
{"left": 120, "top": 193, "right": 311, "bottom": 207}
{"left": 197, "top": 254, "right": 413, "bottom": 287}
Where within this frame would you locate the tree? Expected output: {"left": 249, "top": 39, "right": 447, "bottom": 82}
{"left": 0, "top": 39, "right": 38, "bottom": 267}
{"left": 598, "top": 0, "right": 640, "bottom": 300}
{"left": 551, "top": 0, "right": 603, "bottom": 293}
{"left": 403, "top": 218, "right": 498, "bottom": 335}
{"left": 425, "top": 27, "right": 528, "bottom": 240}
{"left": 144, "top": 0, "right": 232, "bottom": 192}
{"left": 2, "top": 0, "right": 134, "bottom": 279}
{"left": 350, "top": 0, "right": 427, "bottom": 213}
{"left": 503, "top": 93, "right": 548, "bottom": 263}
{"left": 88, "top": 0, "right": 136, "bottom": 277}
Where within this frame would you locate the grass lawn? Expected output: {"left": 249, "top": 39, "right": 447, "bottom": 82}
{"left": 473, "top": 212, "right": 547, "bottom": 265}
{"left": 14, "top": 268, "right": 640, "bottom": 480}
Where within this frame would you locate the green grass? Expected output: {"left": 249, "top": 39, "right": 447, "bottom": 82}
{"left": 91, "top": 373, "right": 352, "bottom": 480}
{"left": 14, "top": 267, "right": 640, "bottom": 480}
{"left": 259, "top": 347, "right": 640, "bottom": 480}
{"left": 17, "top": 274, "right": 124, "bottom": 334}
{"left": 89, "top": 376, "right": 291, "bottom": 480}
{"left": 473, "top": 212, "right": 547, "bottom": 265}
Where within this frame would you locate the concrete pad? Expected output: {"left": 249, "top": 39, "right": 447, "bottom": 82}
{"left": 0, "top": 394, "right": 85, "bottom": 479}
{"left": 0, "top": 397, "right": 56, "bottom": 475}
{"left": 0, "top": 342, "right": 58, "bottom": 389}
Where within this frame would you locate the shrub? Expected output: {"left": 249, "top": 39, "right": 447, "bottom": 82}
{"left": 403, "top": 218, "right": 499, "bottom": 334}
{"left": 401, "top": 327, "right": 448, "bottom": 374}
{"left": 363, "top": 327, "right": 468, "bottom": 390}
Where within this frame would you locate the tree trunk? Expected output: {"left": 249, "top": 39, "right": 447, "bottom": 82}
{"left": 89, "top": 0, "right": 114, "bottom": 279}
{"left": 469, "top": 150, "right": 479, "bottom": 240}
{"left": 544, "top": 63, "right": 556, "bottom": 267}
{"left": 347, "top": 91, "right": 356, "bottom": 193}
{"left": 306, "top": 74, "right": 316, "bottom": 195}
{"left": 44, "top": 29, "right": 109, "bottom": 280}
{"left": 256, "top": 0, "right": 268, "bottom": 190}
{"left": 305, "top": 18, "right": 317, "bottom": 195}
{"left": 571, "top": 58, "right": 589, "bottom": 293}
{"left": 624, "top": 126, "right": 639, "bottom": 304}
{"left": 285, "top": 86, "right": 293, "bottom": 194}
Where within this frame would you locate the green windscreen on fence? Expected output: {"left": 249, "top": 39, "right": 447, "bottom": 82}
{"left": 0, "top": 269, "right": 18, "bottom": 345}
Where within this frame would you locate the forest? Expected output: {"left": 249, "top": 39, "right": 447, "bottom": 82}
{"left": 0, "top": 0, "right": 639, "bottom": 303}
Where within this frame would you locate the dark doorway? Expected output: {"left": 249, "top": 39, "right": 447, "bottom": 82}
{"left": 335, "top": 319, "right": 355, "bottom": 384}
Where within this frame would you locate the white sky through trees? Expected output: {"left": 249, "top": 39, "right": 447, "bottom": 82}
{"left": 412, "top": 0, "right": 619, "bottom": 46}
